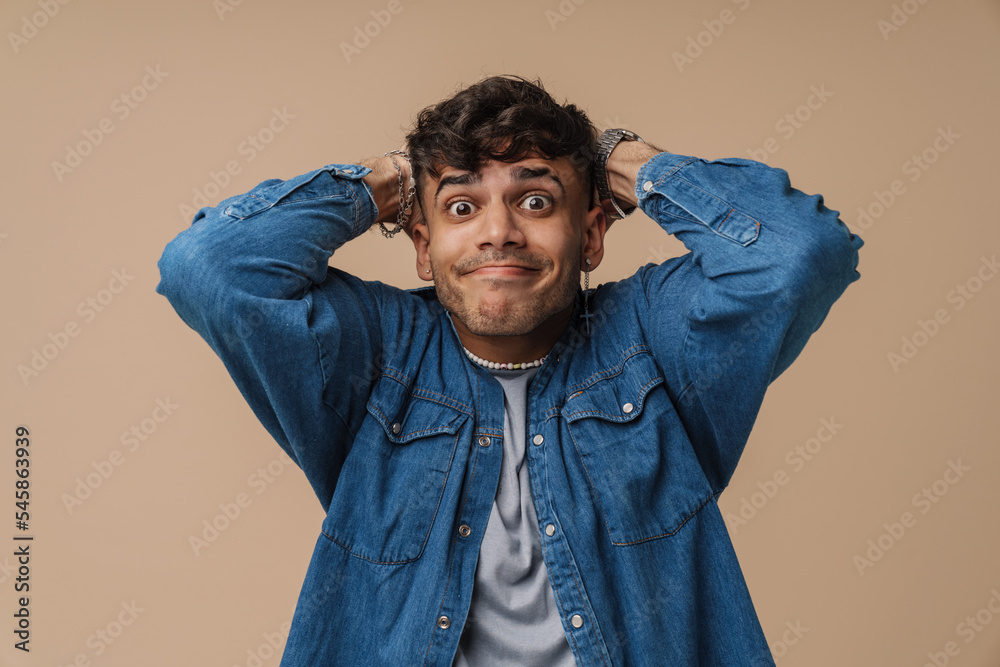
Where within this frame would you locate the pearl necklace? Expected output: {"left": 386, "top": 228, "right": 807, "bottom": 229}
{"left": 463, "top": 347, "right": 547, "bottom": 370}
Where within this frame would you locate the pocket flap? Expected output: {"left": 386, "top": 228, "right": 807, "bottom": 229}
{"left": 367, "top": 379, "right": 469, "bottom": 444}
{"left": 651, "top": 171, "right": 760, "bottom": 246}
{"left": 563, "top": 349, "right": 665, "bottom": 423}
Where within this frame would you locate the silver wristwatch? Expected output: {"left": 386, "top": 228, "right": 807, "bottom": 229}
{"left": 594, "top": 128, "right": 644, "bottom": 221}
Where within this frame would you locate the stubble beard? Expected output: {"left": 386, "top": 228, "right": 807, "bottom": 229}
{"left": 432, "top": 254, "right": 579, "bottom": 337}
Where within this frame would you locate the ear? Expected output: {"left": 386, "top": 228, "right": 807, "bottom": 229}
{"left": 411, "top": 217, "right": 433, "bottom": 282}
{"left": 581, "top": 202, "right": 607, "bottom": 270}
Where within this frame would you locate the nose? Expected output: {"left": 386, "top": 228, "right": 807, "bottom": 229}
{"left": 477, "top": 199, "right": 526, "bottom": 250}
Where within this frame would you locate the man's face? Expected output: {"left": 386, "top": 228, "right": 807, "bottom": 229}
{"left": 411, "top": 154, "right": 604, "bottom": 338}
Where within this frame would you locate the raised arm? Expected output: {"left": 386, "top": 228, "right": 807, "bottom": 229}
{"left": 155, "top": 155, "right": 412, "bottom": 511}
{"left": 605, "top": 140, "right": 863, "bottom": 492}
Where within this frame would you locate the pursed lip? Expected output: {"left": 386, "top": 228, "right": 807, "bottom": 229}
{"left": 465, "top": 264, "right": 539, "bottom": 276}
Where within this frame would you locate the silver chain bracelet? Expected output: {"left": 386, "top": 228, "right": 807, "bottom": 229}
{"left": 379, "top": 150, "right": 416, "bottom": 238}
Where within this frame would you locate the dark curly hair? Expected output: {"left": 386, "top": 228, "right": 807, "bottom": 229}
{"left": 404, "top": 75, "right": 599, "bottom": 222}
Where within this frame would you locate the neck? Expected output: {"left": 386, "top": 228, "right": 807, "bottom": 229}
{"left": 450, "top": 301, "right": 574, "bottom": 364}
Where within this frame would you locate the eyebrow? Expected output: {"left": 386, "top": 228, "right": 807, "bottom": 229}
{"left": 434, "top": 165, "right": 566, "bottom": 205}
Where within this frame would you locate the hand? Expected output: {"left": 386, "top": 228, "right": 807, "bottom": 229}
{"left": 359, "top": 153, "right": 403, "bottom": 226}
{"left": 360, "top": 150, "right": 422, "bottom": 237}
{"left": 605, "top": 139, "right": 662, "bottom": 213}
{"left": 591, "top": 136, "right": 659, "bottom": 233}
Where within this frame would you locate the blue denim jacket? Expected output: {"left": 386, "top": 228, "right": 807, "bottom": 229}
{"left": 156, "top": 151, "right": 862, "bottom": 666}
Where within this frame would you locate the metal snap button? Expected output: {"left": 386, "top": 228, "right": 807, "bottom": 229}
{"left": 391, "top": 422, "right": 402, "bottom": 435}
{"left": 545, "top": 524, "right": 555, "bottom": 536}
{"left": 438, "top": 615, "right": 451, "bottom": 629}
{"left": 459, "top": 524, "right": 471, "bottom": 537}
{"left": 570, "top": 614, "right": 584, "bottom": 628}
{"left": 622, "top": 402, "right": 634, "bottom": 414}
{"left": 532, "top": 434, "right": 544, "bottom": 446}
{"left": 478, "top": 435, "right": 490, "bottom": 447}
{"left": 642, "top": 181, "right": 653, "bottom": 192}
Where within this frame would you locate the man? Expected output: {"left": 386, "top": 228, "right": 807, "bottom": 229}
{"left": 157, "top": 75, "right": 862, "bottom": 666}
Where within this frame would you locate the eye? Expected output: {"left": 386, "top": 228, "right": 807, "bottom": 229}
{"left": 447, "top": 200, "right": 477, "bottom": 217}
{"left": 520, "top": 194, "right": 552, "bottom": 211}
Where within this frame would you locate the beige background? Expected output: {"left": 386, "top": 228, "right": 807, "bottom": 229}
{"left": 2, "top": 0, "right": 998, "bottom": 665}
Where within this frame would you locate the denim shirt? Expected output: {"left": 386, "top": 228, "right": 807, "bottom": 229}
{"left": 156, "top": 151, "right": 862, "bottom": 666}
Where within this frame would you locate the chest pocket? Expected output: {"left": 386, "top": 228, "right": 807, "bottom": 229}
{"left": 321, "top": 376, "right": 470, "bottom": 564}
{"left": 562, "top": 349, "right": 714, "bottom": 546}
